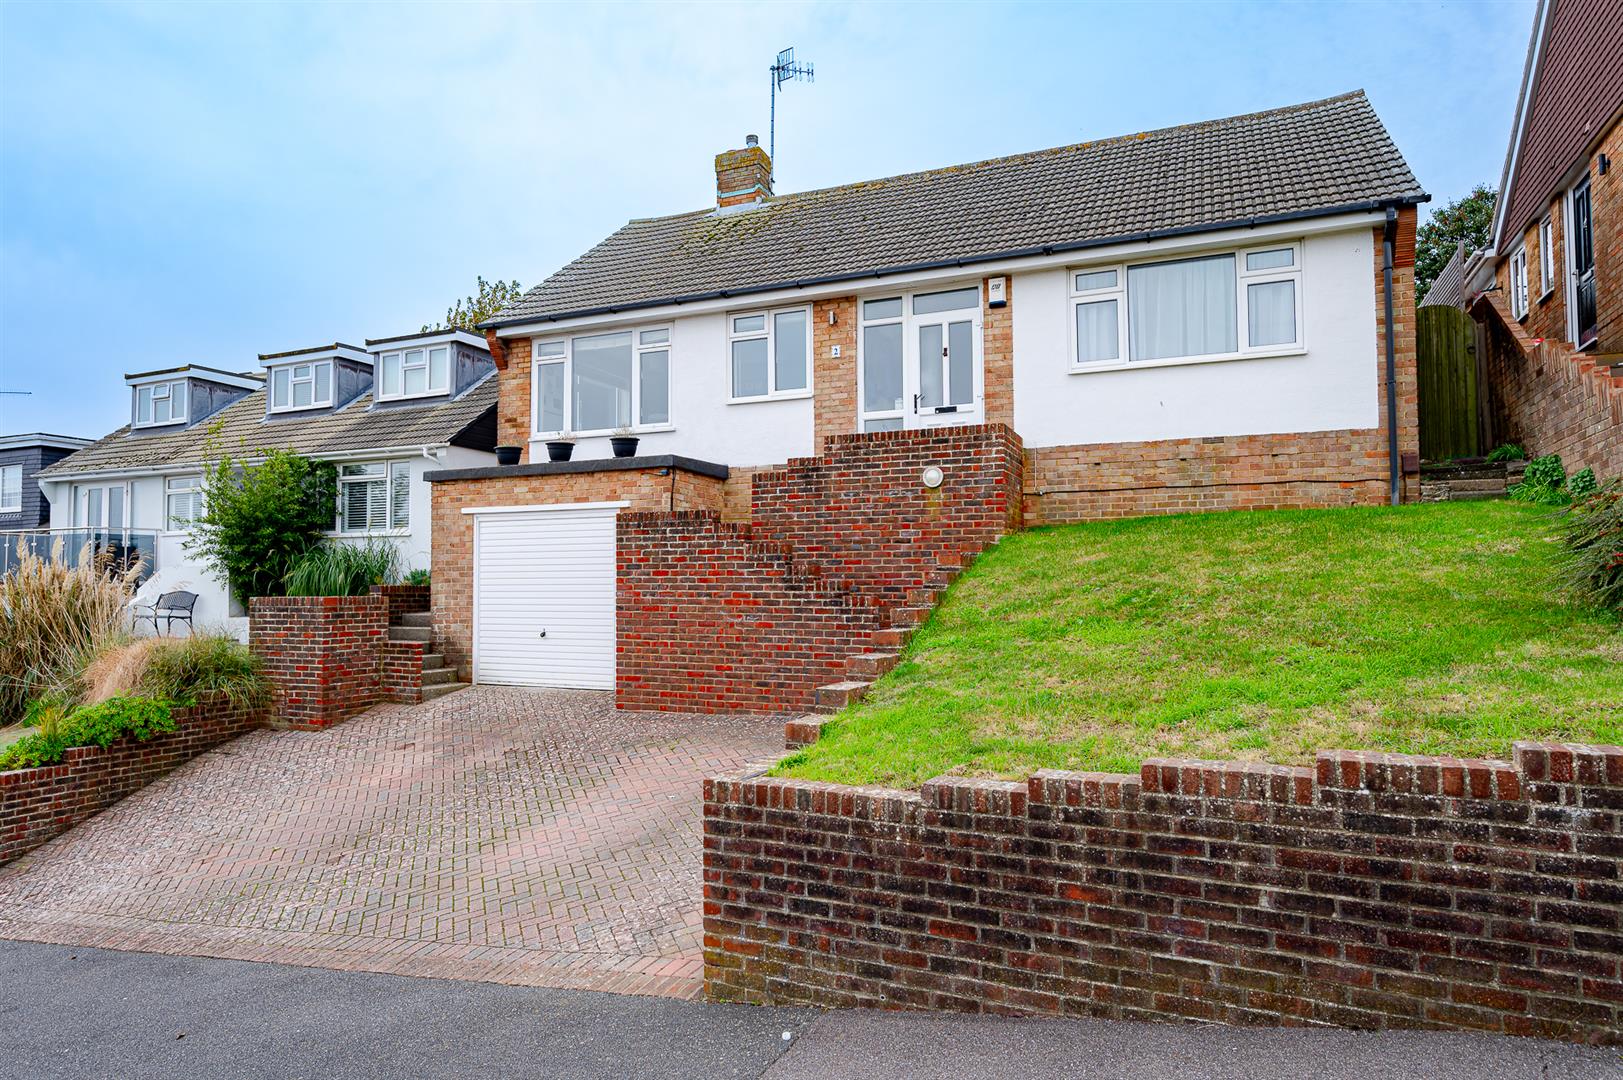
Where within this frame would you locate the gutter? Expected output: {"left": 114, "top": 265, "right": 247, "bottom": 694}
{"left": 38, "top": 443, "right": 452, "bottom": 484}
{"left": 1382, "top": 206, "right": 1400, "bottom": 506}
{"left": 480, "top": 195, "right": 1430, "bottom": 331}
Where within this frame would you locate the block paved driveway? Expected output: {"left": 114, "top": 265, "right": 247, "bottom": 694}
{"left": 0, "top": 687, "right": 784, "bottom": 999}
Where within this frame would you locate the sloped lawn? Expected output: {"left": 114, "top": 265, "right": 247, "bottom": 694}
{"left": 777, "top": 501, "right": 1622, "bottom": 788}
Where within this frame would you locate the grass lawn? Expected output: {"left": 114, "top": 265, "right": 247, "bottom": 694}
{"left": 776, "top": 500, "right": 1622, "bottom": 788}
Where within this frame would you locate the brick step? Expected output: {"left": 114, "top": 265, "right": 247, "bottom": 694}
{"left": 906, "top": 584, "right": 946, "bottom": 606}
{"left": 421, "top": 682, "right": 468, "bottom": 702}
{"left": 1436, "top": 478, "right": 1509, "bottom": 493}
{"left": 1425, "top": 490, "right": 1505, "bottom": 502}
{"left": 872, "top": 626, "right": 915, "bottom": 650}
{"left": 399, "top": 612, "right": 433, "bottom": 628}
{"left": 846, "top": 652, "right": 899, "bottom": 679}
{"left": 421, "top": 667, "right": 458, "bottom": 686}
{"left": 813, "top": 680, "right": 871, "bottom": 712}
{"left": 1422, "top": 466, "right": 1510, "bottom": 481}
{"left": 388, "top": 626, "right": 433, "bottom": 643}
{"left": 885, "top": 606, "right": 933, "bottom": 629}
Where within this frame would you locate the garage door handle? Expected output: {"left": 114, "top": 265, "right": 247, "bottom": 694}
{"left": 538, "top": 630, "right": 547, "bottom": 638}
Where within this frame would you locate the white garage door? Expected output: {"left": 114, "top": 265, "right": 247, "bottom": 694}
{"left": 471, "top": 503, "right": 620, "bottom": 690}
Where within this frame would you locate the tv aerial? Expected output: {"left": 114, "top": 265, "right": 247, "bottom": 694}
{"left": 769, "top": 47, "right": 815, "bottom": 183}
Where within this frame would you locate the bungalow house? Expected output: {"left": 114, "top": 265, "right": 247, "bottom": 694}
{"left": 425, "top": 90, "right": 1428, "bottom": 711}
{"left": 1465, "top": 0, "right": 1622, "bottom": 477}
{"left": 36, "top": 333, "right": 498, "bottom": 634}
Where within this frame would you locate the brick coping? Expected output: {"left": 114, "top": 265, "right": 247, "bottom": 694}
{"left": 425, "top": 453, "right": 728, "bottom": 483}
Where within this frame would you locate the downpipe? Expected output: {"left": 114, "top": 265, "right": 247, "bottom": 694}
{"left": 1383, "top": 206, "right": 1400, "bottom": 506}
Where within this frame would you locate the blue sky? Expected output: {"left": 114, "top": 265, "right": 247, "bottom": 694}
{"left": 1, "top": 0, "right": 1535, "bottom": 437}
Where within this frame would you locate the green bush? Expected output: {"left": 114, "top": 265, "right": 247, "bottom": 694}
{"left": 139, "top": 634, "right": 268, "bottom": 710}
{"left": 283, "top": 539, "right": 403, "bottom": 597}
{"left": 186, "top": 448, "right": 338, "bottom": 604}
{"left": 1567, "top": 467, "right": 1599, "bottom": 500}
{"left": 0, "top": 696, "right": 175, "bottom": 771}
{"left": 1560, "top": 479, "right": 1623, "bottom": 615}
{"left": 1485, "top": 443, "right": 1527, "bottom": 463}
{"left": 1510, "top": 453, "right": 1570, "bottom": 505}
{"left": 403, "top": 568, "right": 431, "bottom": 587}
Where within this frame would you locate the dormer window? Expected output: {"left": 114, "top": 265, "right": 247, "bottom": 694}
{"left": 378, "top": 346, "right": 450, "bottom": 401}
{"left": 270, "top": 361, "right": 333, "bottom": 412}
{"left": 134, "top": 380, "right": 187, "bottom": 427}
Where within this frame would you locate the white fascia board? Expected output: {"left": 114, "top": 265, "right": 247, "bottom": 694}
{"left": 1491, "top": 0, "right": 1553, "bottom": 253}
{"left": 493, "top": 210, "right": 1386, "bottom": 338}
{"left": 44, "top": 443, "right": 454, "bottom": 483}
{"left": 366, "top": 330, "right": 489, "bottom": 352}
{"left": 124, "top": 368, "right": 265, "bottom": 391}
{"left": 262, "top": 345, "right": 372, "bottom": 369}
{"left": 0, "top": 434, "right": 94, "bottom": 452}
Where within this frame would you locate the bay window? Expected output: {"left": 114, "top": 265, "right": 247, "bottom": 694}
{"left": 134, "top": 380, "right": 187, "bottom": 427}
{"left": 165, "top": 474, "right": 204, "bottom": 530}
{"left": 270, "top": 361, "right": 333, "bottom": 412}
{"left": 1070, "top": 243, "right": 1302, "bottom": 370}
{"left": 338, "top": 461, "right": 410, "bottom": 532}
{"left": 729, "top": 306, "right": 810, "bottom": 400}
{"left": 378, "top": 346, "right": 450, "bottom": 401}
{"left": 531, "top": 326, "right": 671, "bottom": 437}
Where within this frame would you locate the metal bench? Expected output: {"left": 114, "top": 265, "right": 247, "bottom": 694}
{"left": 133, "top": 590, "right": 198, "bottom": 636}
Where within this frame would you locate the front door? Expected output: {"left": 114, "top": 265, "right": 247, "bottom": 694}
{"left": 858, "top": 285, "right": 983, "bottom": 432}
{"left": 1572, "top": 175, "right": 1597, "bottom": 348}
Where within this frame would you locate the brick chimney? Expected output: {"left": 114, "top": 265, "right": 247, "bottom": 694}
{"left": 715, "top": 134, "right": 772, "bottom": 210}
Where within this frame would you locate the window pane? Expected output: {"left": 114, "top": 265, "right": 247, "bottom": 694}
{"left": 731, "top": 337, "right": 769, "bottom": 398}
{"left": 342, "top": 462, "right": 384, "bottom": 478}
{"left": 1127, "top": 254, "right": 1237, "bottom": 361}
{"left": 863, "top": 297, "right": 902, "bottom": 320}
{"left": 382, "top": 356, "right": 403, "bottom": 397}
{"left": 862, "top": 323, "right": 903, "bottom": 413}
{"left": 272, "top": 369, "right": 290, "bottom": 407}
{"left": 947, "top": 319, "right": 973, "bottom": 406}
{"left": 136, "top": 386, "right": 152, "bottom": 424}
{"left": 293, "top": 378, "right": 313, "bottom": 407}
{"left": 1245, "top": 249, "right": 1294, "bottom": 271}
{"left": 640, "top": 350, "right": 669, "bottom": 425}
{"left": 773, "top": 310, "right": 808, "bottom": 392}
{"left": 732, "top": 314, "right": 766, "bottom": 334}
{"left": 428, "top": 347, "right": 449, "bottom": 391}
{"left": 1, "top": 466, "right": 20, "bottom": 509}
{"left": 1074, "top": 269, "right": 1118, "bottom": 292}
{"left": 107, "top": 486, "right": 125, "bottom": 529}
{"left": 913, "top": 287, "right": 979, "bottom": 314}
{"left": 639, "top": 328, "right": 669, "bottom": 345}
{"left": 403, "top": 363, "right": 427, "bottom": 396}
{"left": 86, "top": 488, "right": 102, "bottom": 529}
{"left": 1075, "top": 299, "right": 1120, "bottom": 363}
{"left": 918, "top": 323, "right": 944, "bottom": 409}
{"left": 293, "top": 365, "right": 309, "bottom": 379}
{"left": 390, "top": 461, "right": 410, "bottom": 529}
{"left": 572, "top": 331, "right": 632, "bottom": 430}
{"left": 537, "top": 362, "right": 565, "bottom": 432}
{"left": 863, "top": 417, "right": 904, "bottom": 433}
{"left": 315, "top": 362, "right": 331, "bottom": 403}
{"left": 536, "top": 341, "right": 566, "bottom": 358}
{"left": 1247, "top": 281, "right": 1296, "bottom": 347}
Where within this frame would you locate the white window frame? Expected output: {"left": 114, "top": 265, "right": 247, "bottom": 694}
{"left": 0, "top": 464, "right": 21, "bottom": 514}
{"left": 1538, "top": 217, "right": 1555, "bottom": 299}
{"left": 269, "top": 360, "right": 333, "bottom": 413}
{"left": 1067, "top": 242, "right": 1304, "bottom": 374}
{"left": 529, "top": 325, "right": 674, "bottom": 439}
{"left": 726, "top": 305, "right": 813, "bottom": 403}
{"left": 164, "top": 473, "right": 204, "bottom": 532}
{"left": 376, "top": 346, "right": 451, "bottom": 402}
{"left": 335, "top": 460, "right": 410, "bottom": 534}
{"left": 133, "top": 379, "right": 188, "bottom": 428}
{"left": 1509, "top": 245, "right": 1529, "bottom": 320}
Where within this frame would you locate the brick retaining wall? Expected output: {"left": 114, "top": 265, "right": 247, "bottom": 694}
{"left": 371, "top": 583, "right": 431, "bottom": 624}
{"left": 249, "top": 595, "right": 387, "bottom": 729}
{"left": 0, "top": 696, "right": 262, "bottom": 865}
{"left": 704, "top": 743, "right": 1623, "bottom": 1043}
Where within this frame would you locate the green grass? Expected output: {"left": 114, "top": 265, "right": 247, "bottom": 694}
{"left": 776, "top": 501, "right": 1622, "bottom": 788}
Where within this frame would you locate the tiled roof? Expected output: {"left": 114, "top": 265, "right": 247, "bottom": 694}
{"left": 39, "top": 377, "right": 497, "bottom": 478}
{"left": 490, "top": 90, "right": 1425, "bottom": 326}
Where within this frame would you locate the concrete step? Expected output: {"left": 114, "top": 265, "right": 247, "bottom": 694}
{"left": 847, "top": 652, "right": 900, "bottom": 679}
{"left": 388, "top": 627, "right": 433, "bottom": 643}
{"left": 814, "top": 680, "right": 871, "bottom": 712}
{"left": 421, "top": 682, "right": 469, "bottom": 702}
{"left": 419, "top": 652, "right": 446, "bottom": 671}
{"left": 421, "top": 667, "right": 458, "bottom": 686}
{"left": 399, "top": 612, "right": 433, "bottom": 628}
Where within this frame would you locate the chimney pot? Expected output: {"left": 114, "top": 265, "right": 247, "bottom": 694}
{"left": 745, "top": 134, "right": 759, "bottom": 147}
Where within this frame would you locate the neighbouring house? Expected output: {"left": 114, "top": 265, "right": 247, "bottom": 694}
{"left": 1465, "top": 0, "right": 1623, "bottom": 476}
{"left": 36, "top": 333, "right": 498, "bottom": 634}
{"left": 426, "top": 90, "right": 1428, "bottom": 710}
{"left": 0, "top": 432, "right": 93, "bottom": 573}
{"left": 1419, "top": 242, "right": 1471, "bottom": 309}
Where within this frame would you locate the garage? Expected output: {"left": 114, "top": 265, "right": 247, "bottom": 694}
{"left": 469, "top": 502, "right": 621, "bottom": 690}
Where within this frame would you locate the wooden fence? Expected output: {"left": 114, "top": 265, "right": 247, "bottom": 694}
{"left": 1417, "top": 303, "right": 1484, "bottom": 461}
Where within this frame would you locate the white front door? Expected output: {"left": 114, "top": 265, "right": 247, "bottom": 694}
{"left": 471, "top": 503, "right": 619, "bottom": 690}
{"left": 858, "top": 285, "right": 983, "bottom": 432}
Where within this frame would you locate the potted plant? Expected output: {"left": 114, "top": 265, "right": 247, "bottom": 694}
{"left": 494, "top": 445, "right": 522, "bottom": 466}
{"left": 610, "top": 427, "right": 639, "bottom": 458}
{"left": 545, "top": 434, "right": 576, "bottom": 462}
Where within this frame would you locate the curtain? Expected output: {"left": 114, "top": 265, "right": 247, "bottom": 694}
{"left": 1247, "top": 281, "right": 1296, "bottom": 347}
{"left": 1128, "top": 254, "right": 1236, "bottom": 361}
{"left": 1075, "top": 299, "right": 1119, "bottom": 363}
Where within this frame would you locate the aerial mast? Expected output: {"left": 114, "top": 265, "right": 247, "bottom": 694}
{"left": 769, "top": 47, "right": 815, "bottom": 184}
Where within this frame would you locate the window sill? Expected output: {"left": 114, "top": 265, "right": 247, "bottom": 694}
{"left": 1538, "top": 289, "right": 1556, "bottom": 304}
{"left": 726, "top": 390, "right": 813, "bottom": 406}
{"left": 1068, "top": 346, "right": 1306, "bottom": 376}
{"left": 376, "top": 390, "right": 450, "bottom": 404}
{"left": 530, "top": 424, "right": 675, "bottom": 442}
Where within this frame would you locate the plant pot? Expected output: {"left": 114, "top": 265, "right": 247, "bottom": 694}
{"left": 610, "top": 436, "right": 640, "bottom": 458}
{"left": 546, "top": 441, "right": 575, "bottom": 462}
{"left": 494, "top": 445, "right": 522, "bottom": 466}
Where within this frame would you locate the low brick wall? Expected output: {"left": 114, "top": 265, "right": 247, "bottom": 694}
{"left": 705, "top": 744, "right": 1623, "bottom": 1043}
{"left": 249, "top": 595, "right": 387, "bottom": 729}
{"left": 371, "top": 583, "right": 430, "bottom": 624}
{"left": 0, "top": 696, "right": 262, "bottom": 865}
{"left": 618, "top": 512, "right": 883, "bottom": 713}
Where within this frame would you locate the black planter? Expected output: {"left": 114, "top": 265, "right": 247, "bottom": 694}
{"left": 494, "top": 445, "right": 522, "bottom": 466}
{"left": 610, "top": 436, "right": 640, "bottom": 458}
{"left": 546, "top": 441, "right": 575, "bottom": 462}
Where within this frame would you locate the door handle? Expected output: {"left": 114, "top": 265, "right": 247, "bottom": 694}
{"left": 912, "top": 393, "right": 918, "bottom": 414}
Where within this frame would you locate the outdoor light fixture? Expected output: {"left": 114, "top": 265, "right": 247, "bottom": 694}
{"left": 921, "top": 466, "right": 944, "bottom": 489}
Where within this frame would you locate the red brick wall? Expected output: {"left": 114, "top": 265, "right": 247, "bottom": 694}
{"left": 616, "top": 511, "right": 883, "bottom": 714}
{"left": 0, "top": 696, "right": 262, "bottom": 866}
{"left": 371, "top": 583, "right": 430, "bottom": 624}
{"left": 705, "top": 742, "right": 1623, "bottom": 1042}
{"left": 249, "top": 595, "right": 387, "bottom": 729}
{"left": 380, "top": 639, "right": 427, "bottom": 705}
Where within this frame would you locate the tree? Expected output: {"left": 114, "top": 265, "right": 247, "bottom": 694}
{"left": 1415, "top": 184, "right": 1496, "bottom": 303}
{"left": 186, "top": 449, "right": 338, "bottom": 605}
{"left": 422, "top": 276, "right": 524, "bottom": 333}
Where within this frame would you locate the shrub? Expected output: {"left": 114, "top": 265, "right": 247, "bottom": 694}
{"left": 139, "top": 634, "right": 268, "bottom": 710}
{"left": 1560, "top": 478, "right": 1623, "bottom": 615}
{"left": 80, "top": 637, "right": 162, "bottom": 704}
{"left": 0, "top": 696, "right": 175, "bottom": 771}
{"left": 187, "top": 448, "right": 338, "bottom": 605}
{"left": 1510, "top": 453, "right": 1570, "bottom": 505}
{"left": 283, "top": 539, "right": 403, "bottom": 597}
{"left": 0, "top": 545, "right": 141, "bottom": 725}
{"left": 1485, "top": 443, "right": 1527, "bottom": 463}
{"left": 1567, "top": 467, "right": 1599, "bottom": 500}
{"left": 404, "top": 568, "right": 431, "bottom": 587}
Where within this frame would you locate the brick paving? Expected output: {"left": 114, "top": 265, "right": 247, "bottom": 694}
{"left": 0, "top": 687, "right": 783, "bottom": 999}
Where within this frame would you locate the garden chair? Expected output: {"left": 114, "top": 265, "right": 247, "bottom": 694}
{"left": 133, "top": 590, "right": 197, "bottom": 636}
